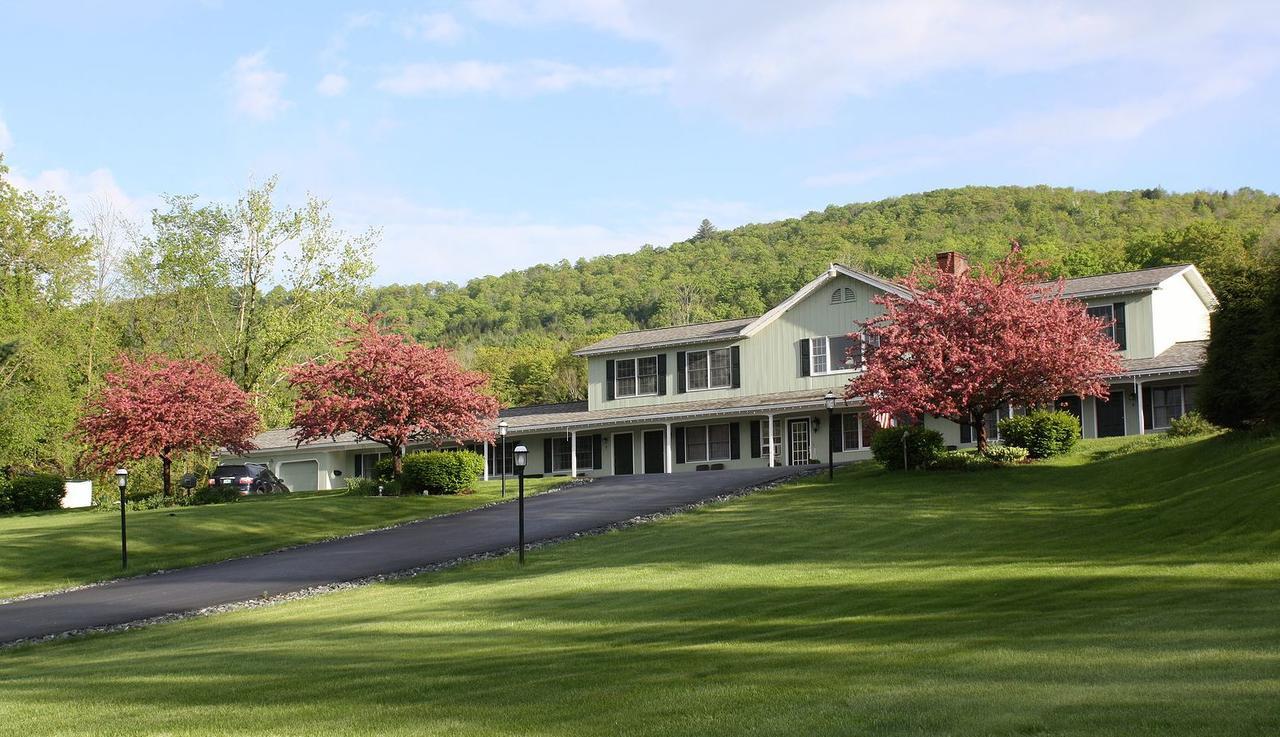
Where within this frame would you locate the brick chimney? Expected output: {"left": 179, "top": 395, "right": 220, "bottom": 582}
{"left": 935, "top": 251, "right": 969, "bottom": 276}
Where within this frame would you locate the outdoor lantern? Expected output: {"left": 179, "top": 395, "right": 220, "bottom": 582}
{"left": 513, "top": 444, "right": 528, "bottom": 471}
{"left": 498, "top": 420, "right": 508, "bottom": 437}
{"left": 824, "top": 391, "right": 837, "bottom": 410}
{"left": 115, "top": 467, "right": 128, "bottom": 489}
{"left": 498, "top": 421, "right": 511, "bottom": 498}
{"left": 513, "top": 444, "right": 530, "bottom": 565}
{"left": 114, "top": 468, "right": 129, "bottom": 569}
{"left": 824, "top": 392, "right": 837, "bottom": 481}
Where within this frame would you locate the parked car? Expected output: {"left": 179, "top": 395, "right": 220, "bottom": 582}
{"left": 207, "top": 463, "right": 289, "bottom": 495}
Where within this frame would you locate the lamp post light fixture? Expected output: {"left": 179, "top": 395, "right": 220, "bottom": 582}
{"left": 824, "top": 391, "right": 837, "bottom": 480}
{"left": 498, "top": 420, "right": 509, "bottom": 498}
{"left": 115, "top": 467, "right": 129, "bottom": 569}
{"left": 513, "top": 444, "right": 529, "bottom": 565}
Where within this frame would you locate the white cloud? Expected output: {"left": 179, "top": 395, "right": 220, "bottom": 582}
{"left": 0, "top": 114, "right": 11, "bottom": 152}
{"left": 401, "top": 12, "right": 464, "bottom": 42}
{"left": 466, "top": 0, "right": 1280, "bottom": 126}
{"left": 377, "top": 59, "right": 670, "bottom": 96}
{"left": 8, "top": 166, "right": 157, "bottom": 229}
{"left": 230, "top": 50, "right": 291, "bottom": 120}
{"left": 316, "top": 73, "right": 350, "bottom": 96}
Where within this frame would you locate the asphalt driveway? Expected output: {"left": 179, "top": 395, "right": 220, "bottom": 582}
{"left": 0, "top": 466, "right": 807, "bottom": 645}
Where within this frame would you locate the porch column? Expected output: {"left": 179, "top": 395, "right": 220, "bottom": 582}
{"left": 1135, "top": 380, "right": 1146, "bottom": 435}
{"left": 570, "top": 431, "right": 578, "bottom": 477}
{"left": 483, "top": 441, "right": 490, "bottom": 481}
{"left": 664, "top": 422, "right": 673, "bottom": 473}
{"left": 766, "top": 413, "right": 775, "bottom": 468}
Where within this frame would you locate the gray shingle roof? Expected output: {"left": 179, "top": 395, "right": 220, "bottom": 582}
{"left": 1046, "top": 264, "right": 1191, "bottom": 298}
{"left": 574, "top": 316, "right": 757, "bottom": 355}
{"left": 1119, "top": 340, "right": 1207, "bottom": 377}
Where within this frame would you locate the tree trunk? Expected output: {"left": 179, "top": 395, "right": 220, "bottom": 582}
{"left": 392, "top": 447, "right": 404, "bottom": 478}
{"left": 975, "top": 417, "right": 989, "bottom": 455}
{"left": 161, "top": 453, "right": 173, "bottom": 498}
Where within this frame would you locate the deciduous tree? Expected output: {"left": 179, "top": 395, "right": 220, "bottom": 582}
{"left": 288, "top": 320, "right": 499, "bottom": 477}
{"left": 77, "top": 354, "right": 261, "bottom": 496}
{"left": 846, "top": 257, "right": 1123, "bottom": 452}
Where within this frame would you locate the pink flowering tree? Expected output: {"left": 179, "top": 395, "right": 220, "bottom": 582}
{"left": 288, "top": 319, "right": 499, "bottom": 477}
{"left": 846, "top": 257, "right": 1124, "bottom": 452}
{"left": 77, "top": 354, "right": 261, "bottom": 496}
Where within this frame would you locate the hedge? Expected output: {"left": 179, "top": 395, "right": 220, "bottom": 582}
{"left": 997, "top": 411, "right": 1079, "bottom": 458}
{"left": 402, "top": 451, "right": 485, "bottom": 494}
{"left": 4, "top": 473, "right": 66, "bottom": 513}
{"left": 870, "top": 426, "right": 944, "bottom": 470}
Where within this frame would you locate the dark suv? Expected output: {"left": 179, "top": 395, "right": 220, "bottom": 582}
{"left": 207, "top": 463, "right": 290, "bottom": 495}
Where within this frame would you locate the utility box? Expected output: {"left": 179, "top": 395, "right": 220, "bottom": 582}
{"left": 63, "top": 480, "right": 93, "bottom": 509}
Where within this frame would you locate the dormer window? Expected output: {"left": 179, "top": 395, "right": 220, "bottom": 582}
{"left": 1086, "top": 303, "right": 1128, "bottom": 350}
{"left": 804, "top": 334, "right": 876, "bottom": 376}
{"left": 614, "top": 356, "right": 659, "bottom": 397}
{"left": 830, "top": 287, "right": 857, "bottom": 304}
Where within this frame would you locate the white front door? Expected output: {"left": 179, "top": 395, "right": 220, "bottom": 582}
{"left": 788, "top": 419, "right": 811, "bottom": 466}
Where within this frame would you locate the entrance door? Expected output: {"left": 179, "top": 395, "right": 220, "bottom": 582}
{"left": 1095, "top": 391, "right": 1126, "bottom": 437}
{"left": 642, "top": 430, "right": 665, "bottom": 474}
{"left": 788, "top": 419, "right": 811, "bottom": 466}
{"left": 613, "top": 432, "right": 634, "bottom": 475}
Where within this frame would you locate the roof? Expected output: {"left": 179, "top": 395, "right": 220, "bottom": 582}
{"left": 1118, "top": 340, "right": 1208, "bottom": 377}
{"left": 573, "top": 264, "right": 909, "bottom": 356}
{"left": 1044, "top": 264, "right": 1194, "bottom": 299}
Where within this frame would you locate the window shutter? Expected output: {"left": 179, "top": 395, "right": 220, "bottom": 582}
{"left": 1113, "top": 302, "right": 1127, "bottom": 350}
{"left": 750, "top": 420, "right": 761, "bottom": 458}
{"left": 674, "top": 427, "right": 686, "bottom": 464}
{"left": 799, "top": 339, "right": 811, "bottom": 377}
{"left": 543, "top": 438, "right": 553, "bottom": 472}
{"left": 960, "top": 416, "right": 972, "bottom": 444}
{"left": 729, "top": 422, "right": 741, "bottom": 460}
{"left": 354, "top": 454, "right": 363, "bottom": 477}
{"left": 676, "top": 351, "right": 687, "bottom": 393}
{"left": 1143, "top": 386, "right": 1153, "bottom": 430}
{"left": 592, "top": 434, "right": 603, "bottom": 470}
{"left": 605, "top": 360, "right": 616, "bottom": 401}
{"left": 656, "top": 354, "right": 667, "bottom": 395}
{"left": 730, "top": 346, "right": 741, "bottom": 388}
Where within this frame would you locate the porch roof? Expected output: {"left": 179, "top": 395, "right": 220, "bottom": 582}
{"left": 1117, "top": 340, "right": 1208, "bottom": 378}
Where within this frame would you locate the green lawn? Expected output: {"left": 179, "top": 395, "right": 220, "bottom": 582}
{"left": 0, "top": 476, "right": 569, "bottom": 600}
{"left": 3, "top": 434, "right": 1279, "bottom": 736}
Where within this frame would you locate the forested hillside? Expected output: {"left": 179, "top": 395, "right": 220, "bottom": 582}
{"left": 374, "top": 186, "right": 1279, "bottom": 405}
{"left": 3, "top": 163, "right": 1278, "bottom": 476}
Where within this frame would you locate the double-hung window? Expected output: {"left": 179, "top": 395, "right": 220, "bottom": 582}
{"left": 1147, "top": 385, "right": 1195, "bottom": 429}
{"left": 686, "top": 348, "right": 733, "bottom": 391}
{"left": 837, "top": 413, "right": 873, "bottom": 452}
{"left": 808, "top": 335, "right": 865, "bottom": 375}
{"left": 760, "top": 419, "right": 783, "bottom": 462}
{"left": 1086, "top": 303, "right": 1127, "bottom": 350}
{"left": 614, "top": 356, "right": 659, "bottom": 397}
{"left": 550, "top": 437, "right": 597, "bottom": 472}
{"left": 686, "top": 424, "right": 732, "bottom": 462}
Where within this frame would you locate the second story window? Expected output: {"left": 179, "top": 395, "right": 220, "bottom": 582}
{"left": 614, "top": 356, "right": 659, "bottom": 397}
{"left": 1086, "top": 303, "right": 1127, "bottom": 350}
{"left": 687, "top": 348, "right": 733, "bottom": 390}
{"left": 808, "top": 335, "right": 864, "bottom": 375}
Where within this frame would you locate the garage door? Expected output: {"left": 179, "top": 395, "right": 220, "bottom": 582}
{"left": 278, "top": 460, "right": 319, "bottom": 492}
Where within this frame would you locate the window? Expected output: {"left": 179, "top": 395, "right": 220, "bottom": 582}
{"left": 686, "top": 348, "right": 733, "bottom": 391}
{"left": 356, "top": 452, "right": 390, "bottom": 479}
{"left": 488, "top": 441, "right": 515, "bottom": 476}
{"left": 808, "top": 335, "right": 868, "bottom": 375}
{"left": 1087, "top": 303, "right": 1128, "bottom": 350}
{"left": 1148, "top": 385, "right": 1193, "bottom": 429}
{"left": 614, "top": 355, "right": 659, "bottom": 397}
{"left": 760, "top": 419, "right": 782, "bottom": 463}
{"left": 550, "top": 437, "right": 597, "bottom": 472}
{"left": 837, "top": 413, "right": 873, "bottom": 452}
{"left": 686, "top": 424, "right": 733, "bottom": 462}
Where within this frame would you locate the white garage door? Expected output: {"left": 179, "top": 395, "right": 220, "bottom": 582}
{"left": 278, "top": 460, "right": 319, "bottom": 492}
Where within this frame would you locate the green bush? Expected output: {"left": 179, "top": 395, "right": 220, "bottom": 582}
{"left": 928, "top": 450, "right": 994, "bottom": 471}
{"left": 0, "top": 478, "right": 12, "bottom": 514}
{"left": 997, "top": 411, "right": 1079, "bottom": 459}
{"left": 8, "top": 473, "right": 65, "bottom": 513}
{"left": 343, "top": 477, "right": 380, "bottom": 496}
{"left": 402, "top": 450, "right": 485, "bottom": 494}
{"left": 374, "top": 457, "right": 397, "bottom": 481}
{"left": 982, "top": 444, "right": 1029, "bottom": 464}
{"left": 1168, "top": 410, "right": 1217, "bottom": 437}
{"left": 192, "top": 485, "right": 240, "bottom": 505}
{"left": 870, "top": 426, "right": 944, "bottom": 470}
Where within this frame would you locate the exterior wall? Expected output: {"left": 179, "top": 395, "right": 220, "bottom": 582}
{"left": 1150, "top": 274, "right": 1211, "bottom": 357}
{"left": 586, "top": 274, "right": 885, "bottom": 411}
{"left": 222, "top": 446, "right": 355, "bottom": 492}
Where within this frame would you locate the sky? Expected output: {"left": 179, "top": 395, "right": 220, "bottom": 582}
{"left": 1, "top": 1, "right": 1278, "bottom": 285}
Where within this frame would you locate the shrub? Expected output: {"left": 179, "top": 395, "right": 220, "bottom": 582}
{"left": 1168, "top": 410, "right": 1217, "bottom": 438}
{"left": 402, "top": 450, "right": 485, "bottom": 494}
{"left": 997, "top": 411, "right": 1079, "bottom": 458}
{"left": 374, "top": 457, "right": 396, "bottom": 481}
{"left": 192, "top": 485, "right": 240, "bottom": 505}
{"left": 343, "top": 477, "right": 380, "bottom": 496}
{"left": 0, "top": 478, "right": 12, "bottom": 514}
{"left": 982, "top": 444, "right": 1029, "bottom": 464}
{"left": 870, "top": 425, "right": 944, "bottom": 470}
{"left": 927, "top": 450, "right": 990, "bottom": 471}
{"left": 8, "top": 473, "right": 66, "bottom": 513}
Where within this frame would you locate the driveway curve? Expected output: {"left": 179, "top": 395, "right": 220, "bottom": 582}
{"left": 0, "top": 466, "right": 807, "bottom": 645}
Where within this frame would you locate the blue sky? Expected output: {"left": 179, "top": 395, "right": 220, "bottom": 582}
{"left": 2, "top": 1, "right": 1278, "bottom": 285}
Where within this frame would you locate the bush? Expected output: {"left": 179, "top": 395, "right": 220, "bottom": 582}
{"left": 343, "top": 477, "right": 380, "bottom": 496}
{"left": 870, "top": 426, "right": 945, "bottom": 470}
{"left": 997, "top": 411, "right": 1079, "bottom": 458}
{"left": 374, "top": 457, "right": 396, "bottom": 481}
{"left": 192, "top": 485, "right": 240, "bottom": 505}
{"left": 982, "top": 444, "right": 1029, "bottom": 464}
{"left": 7, "top": 473, "right": 66, "bottom": 513}
{"left": 402, "top": 450, "right": 485, "bottom": 494}
{"left": 928, "top": 450, "right": 994, "bottom": 471}
{"left": 1168, "top": 410, "right": 1217, "bottom": 437}
{"left": 0, "top": 478, "right": 12, "bottom": 514}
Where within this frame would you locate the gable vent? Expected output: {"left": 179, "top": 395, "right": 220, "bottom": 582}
{"left": 830, "top": 287, "right": 857, "bottom": 305}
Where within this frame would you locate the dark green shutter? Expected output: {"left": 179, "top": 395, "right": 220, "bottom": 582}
{"left": 605, "top": 360, "right": 615, "bottom": 400}
{"left": 729, "top": 422, "right": 741, "bottom": 460}
{"left": 730, "top": 346, "right": 741, "bottom": 388}
{"left": 1113, "top": 302, "right": 1127, "bottom": 350}
{"left": 657, "top": 354, "right": 667, "bottom": 395}
{"left": 750, "top": 420, "right": 761, "bottom": 458}
{"left": 799, "top": 339, "right": 810, "bottom": 377}
{"left": 674, "top": 427, "right": 686, "bottom": 464}
{"left": 592, "top": 434, "right": 603, "bottom": 470}
{"left": 543, "top": 438, "right": 553, "bottom": 472}
{"left": 676, "top": 352, "right": 687, "bottom": 393}
{"left": 1143, "top": 386, "right": 1154, "bottom": 430}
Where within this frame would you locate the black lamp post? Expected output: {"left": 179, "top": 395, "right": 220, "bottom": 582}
{"left": 498, "top": 420, "right": 509, "bottom": 498}
{"left": 513, "top": 443, "right": 528, "bottom": 565}
{"left": 824, "top": 391, "right": 837, "bottom": 481}
{"left": 115, "top": 467, "right": 129, "bottom": 569}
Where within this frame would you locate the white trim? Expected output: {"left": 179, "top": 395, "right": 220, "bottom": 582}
{"left": 663, "top": 422, "right": 673, "bottom": 473}
{"left": 766, "top": 413, "right": 776, "bottom": 467}
{"left": 741, "top": 264, "right": 911, "bottom": 339}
